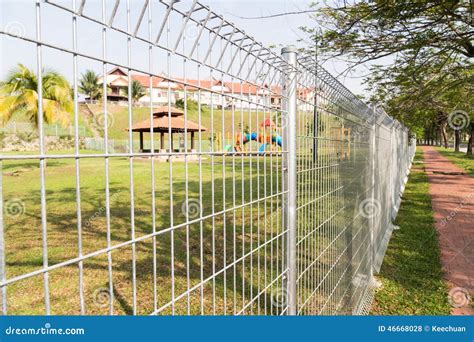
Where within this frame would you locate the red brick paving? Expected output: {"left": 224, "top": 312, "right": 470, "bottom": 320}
{"left": 421, "top": 146, "right": 473, "bottom": 315}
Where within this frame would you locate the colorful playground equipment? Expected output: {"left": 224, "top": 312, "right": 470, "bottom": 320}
{"left": 224, "top": 118, "right": 283, "bottom": 154}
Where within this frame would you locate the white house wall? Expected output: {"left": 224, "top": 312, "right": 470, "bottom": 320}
{"left": 136, "top": 83, "right": 279, "bottom": 109}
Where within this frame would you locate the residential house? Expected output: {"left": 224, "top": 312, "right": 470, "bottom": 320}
{"left": 98, "top": 67, "right": 284, "bottom": 109}
{"left": 223, "top": 82, "right": 272, "bottom": 109}
{"left": 97, "top": 67, "right": 129, "bottom": 103}
{"left": 172, "top": 78, "right": 230, "bottom": 108}
{"left": 132, "top": 74, "right": 181, "bottom": 105}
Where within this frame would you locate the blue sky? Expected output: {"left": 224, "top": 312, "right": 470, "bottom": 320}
{"left": 0, "top": 0, "right": 373, "bottom": 96}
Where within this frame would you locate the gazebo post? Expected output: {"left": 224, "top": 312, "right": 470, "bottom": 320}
{"left": 129, "top": 107, "right": 207, "bottom": 154}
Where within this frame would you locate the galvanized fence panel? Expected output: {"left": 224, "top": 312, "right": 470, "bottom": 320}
{"left": 290, "top": 56, "right": 379, "bottom": 315}
{"left": 0, "top": 0, "right": 414, "bottom": 316}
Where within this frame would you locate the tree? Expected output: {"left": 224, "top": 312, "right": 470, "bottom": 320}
{"left": 467, "top": 122, "right": 474, "bottom": 155}
{"left": 175, "top": 98, "right": 205, "bottom": 113}
{"left": 78, "top": 69, "right": 101, "bottom": 101}
{"left": 308, "top": 1, "right": 472, "bottom": 72}
{"left": 126, "top": 80, "right": 145, "bottom": 104}
{"left": 0, "top": 63, "right": 72, "bottom": 127}
{"left": 366, "top": 50, "right": 473, "bottom": 149}
{"left": 307, "top": 0, "right": 473, "bottom": 154}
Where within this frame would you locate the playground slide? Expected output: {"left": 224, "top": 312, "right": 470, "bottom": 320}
{"left": 257, "top": 133, "right": 282, "bottom": 153}
{"left": 223, "top": 132, "right": 283, "bottom": 153}
{"left": 224, "top": 132, "right": 282, "bottom": 154}
{"left": 273, "top": 133, "right": 282, "bottom": 147}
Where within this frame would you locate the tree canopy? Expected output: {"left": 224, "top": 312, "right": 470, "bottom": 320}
{"left": 126, "top": 80, "right": 145, "bottom": 104}
{"left": 79, "top": 69, "right": 101, "bottom": 101}
{"left": 0, "top": 63, "right": 72, "bottom": 127}
{"left": 305, "top": 0, "right": 473, "bottom": 153}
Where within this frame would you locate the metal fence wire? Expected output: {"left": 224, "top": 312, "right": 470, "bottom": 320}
{"left": 0, "top": 0, "right": 415, "bottom": 315}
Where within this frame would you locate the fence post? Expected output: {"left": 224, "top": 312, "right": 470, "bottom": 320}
{"left": 281, "top": 45, "right": 298, "bottom": 315}
{"left": 370, "top": 108, "right": 377, "bottom": 276}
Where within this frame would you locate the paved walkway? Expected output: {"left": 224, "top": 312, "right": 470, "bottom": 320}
{"left": 422, "top": 146, "right": 473, "bottom": 315}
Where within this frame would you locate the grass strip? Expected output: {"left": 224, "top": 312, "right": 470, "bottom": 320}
{"left": 436, "top": 147, "right": 474, "bottom": 177}
{"left": 371, "top": 148, "right": 451, "bottom": 315}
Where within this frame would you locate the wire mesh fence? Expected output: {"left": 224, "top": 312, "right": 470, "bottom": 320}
{"left": 0, "top": 122, "right": 89, "bottom": 137}
{"left": 0, "top": 0, "right": 415, "bottom": 315}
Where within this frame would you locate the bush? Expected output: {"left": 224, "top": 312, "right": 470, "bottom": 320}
{"left": 175, "top": 98, "right": 204, "bottom": 113}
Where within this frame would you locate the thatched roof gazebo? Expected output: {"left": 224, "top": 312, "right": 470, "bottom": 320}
{"left": 129, "top": 106, "right": 207, "bottom": 152}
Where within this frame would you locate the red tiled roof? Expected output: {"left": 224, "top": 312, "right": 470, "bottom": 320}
{"left": 108, "top": 67, "right": 127, "bottom": 76}
{"left": 271, "top": 85, "right": 282, "bottom": 95}
{"left": 113, "top": 67, "right": 283, "bottom": 97}
{"left": 132, "top": 74, "right": 167, "bottom": 88}
{"left": 174, "top": 78, "right": 223, "bottom": 91}
{"left": 130, "top": 116, "right": 206, "bottom": 133}
{"left": 224, "top": 82, "right": 253, "bottom": 95}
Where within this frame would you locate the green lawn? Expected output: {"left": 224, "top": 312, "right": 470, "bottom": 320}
{"left": 2, "top": 104, "right": 351, "bottom": 315}
{"left": 436, "top": 147, "right": 474, "bottom": 177}
{"left": 371, "top": 148, "right": 451, "bottom": 315}
{"left": 2, "top": 152, "right": 286, "bottom": 315}
{"left": 2, "top": 146, "right": 353, "bottom": 315}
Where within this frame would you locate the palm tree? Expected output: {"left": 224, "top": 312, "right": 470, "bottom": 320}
{"left": 126, "top": 80, "right": 145, "bottom": 104}
{"left": 0, "top": 63, "right": 72, "bottom": 127}
{"left": 78, "top": 69, "right": 101, "bottom": 102}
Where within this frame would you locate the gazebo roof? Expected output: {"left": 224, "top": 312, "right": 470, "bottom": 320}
{"left": 129, "top": 106, "right": 207, "bottom": 133}
{"left": 153, "top": 106, "right": 184, "bottom": 117}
